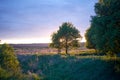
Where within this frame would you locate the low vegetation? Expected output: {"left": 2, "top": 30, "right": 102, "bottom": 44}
{"left": 0, "top": 43, "right": 120, "bottom": 80}
{"left": 18, "top": 54, "right": 120, "bottom": 80}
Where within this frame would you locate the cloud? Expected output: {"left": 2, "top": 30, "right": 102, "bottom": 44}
{"left": 0, "top": 0, "right": 97, "bottom": 43}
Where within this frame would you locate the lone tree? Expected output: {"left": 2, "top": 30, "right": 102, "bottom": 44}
{"left": 50, "top": 22, "right": 82, "bottom": 55}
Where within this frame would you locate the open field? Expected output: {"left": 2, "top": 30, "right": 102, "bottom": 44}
{"left": 11, "top": 43, "right": 91, "bottom": 55}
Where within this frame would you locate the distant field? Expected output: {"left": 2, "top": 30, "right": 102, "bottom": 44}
{"left": 10, "top": 43, "right": 49, "bottom": 48}
{"left": 10, "top": 43, "right": 89, "bottom": 55}
{"left": 10, "top": 42, "right": 85, "bottom": 49}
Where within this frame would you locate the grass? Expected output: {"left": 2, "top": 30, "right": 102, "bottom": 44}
{"left": 18, "top": 53, "right": 120, "bottom": 80}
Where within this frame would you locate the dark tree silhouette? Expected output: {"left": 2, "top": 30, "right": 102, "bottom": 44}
{"left": 50, "top": 22, "right": 82, "bottom": 55}
{"left": 85, "top": 0, "right": 120, "bottom": 55}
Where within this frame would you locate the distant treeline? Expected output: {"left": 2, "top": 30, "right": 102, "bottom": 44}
{"left": 10, "top": 43, "right": 49, "bottom": 48}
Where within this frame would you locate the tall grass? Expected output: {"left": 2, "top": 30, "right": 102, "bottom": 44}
{"left": 18, "top": 54, "right": 120, "bottom": 80}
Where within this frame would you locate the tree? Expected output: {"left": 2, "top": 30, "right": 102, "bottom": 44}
{"left": 50, "top": 22, "right": 82, "bottom": 55}
{"left": 0, "top": 44, "right": 36, "bottom": 80}
{"left": 0, "top": 44, "right": 21, "bottom": 74}
{"left": 85, "top": 0, "right": 120, "bottom": 55}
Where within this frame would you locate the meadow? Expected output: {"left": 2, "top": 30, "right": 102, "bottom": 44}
{"left": 12, "top": 44, "right": 120, "bottom": 80}
{"left": 0, "top": 43, "right": 120, "bottom": 80}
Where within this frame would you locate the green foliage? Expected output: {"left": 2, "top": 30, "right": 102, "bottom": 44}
{"left": 85, "top": 0, "right": 120, "bottom": 55}
{"left": 0, "top": 44, "right": 20, "bottom": 73}
{"left": 0, "top": 44, "right": 23, "bottom": 79}
{"left": 0, "top": 67, "right": 11, "bottom": 80}
{"left": 50, "top": 22, "right": 82, "bottom": 54}
{"left": 85, "top": 27, "right": 96, "bottom": 49}
{"left": 18, "top": 54, "right": 120, "bottom": 80}
{"left": 49, "top": 32, "right": 62, "bottom": 54}
{"left": 31, "top": 73, "right": 41, "bottom": 80}
{"left": 0, "top": 44, "right": 36, "bottom": 80}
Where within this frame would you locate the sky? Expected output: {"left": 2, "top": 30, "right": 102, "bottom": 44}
{"left": 0, "top": 0, "right": 98, "bottom": 44}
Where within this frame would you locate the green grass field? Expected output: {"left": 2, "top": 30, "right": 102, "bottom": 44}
{"left": 18, "top": 53, "right": 120, "bottom": 80}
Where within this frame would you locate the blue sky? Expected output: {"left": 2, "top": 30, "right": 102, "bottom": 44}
{"left": 0, "top": 0, "right": 97, "bottom": 43}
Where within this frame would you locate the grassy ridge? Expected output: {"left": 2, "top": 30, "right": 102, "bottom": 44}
{"left": 18, "top": 54, "right": 120, "bottom": 80}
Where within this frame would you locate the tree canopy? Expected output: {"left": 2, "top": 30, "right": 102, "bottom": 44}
{"left": 50, "top": 22, "right": 82, "bottom": 55}
{"left": 85, "top": 0, "right": 120, "bottom": 55}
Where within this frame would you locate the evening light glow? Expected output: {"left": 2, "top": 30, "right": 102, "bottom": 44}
{"left": 0, "top": 0, "right": 97, "bottom": 44}
{"left": 1, "top": 38, "right": 51, "bottom": 44}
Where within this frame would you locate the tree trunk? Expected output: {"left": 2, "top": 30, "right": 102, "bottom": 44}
{"left": 65, "top": 47, "right": 68, "bottom": 55}
{"left": 65, "top": 39, "right": 68, "bottom": 55}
